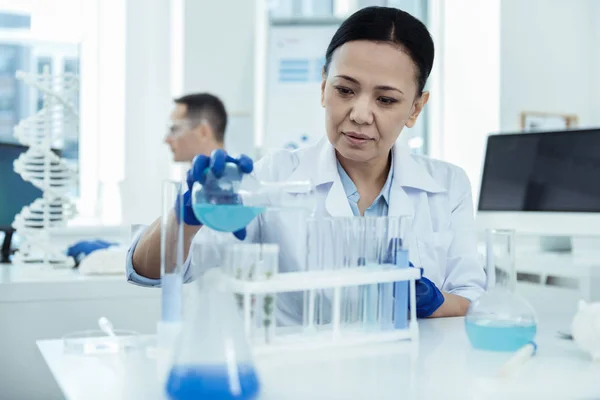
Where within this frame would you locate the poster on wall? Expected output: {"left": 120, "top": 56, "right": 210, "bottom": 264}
{"left": 264, "top": 23, "right": 339, "bottom": 152}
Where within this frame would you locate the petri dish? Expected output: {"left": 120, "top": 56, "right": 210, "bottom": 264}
{"left": 62, "top": 329, "right": 142, "bottom": 355}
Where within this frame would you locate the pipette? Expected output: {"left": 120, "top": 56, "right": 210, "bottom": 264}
{"left": 498, "top": 342, "right": 537, "bottom": 377}
{"left": 98, "top": 316, "right": 116, "bottom": 338}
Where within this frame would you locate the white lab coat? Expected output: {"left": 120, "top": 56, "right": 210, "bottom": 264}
{"left": 189, "top": 136, "right": 486, "bottom": 324}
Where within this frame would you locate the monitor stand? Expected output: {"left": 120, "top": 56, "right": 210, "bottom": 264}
{"left": 539, "top": 236, "right": 572, "bottom": 253}
{"left": 1, "top": 230, "right": 13, "bottom": 263}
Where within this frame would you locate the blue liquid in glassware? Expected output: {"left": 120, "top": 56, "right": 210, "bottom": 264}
{"left": 166, "top": 364, "right": 260, "bottom": 400}
{"left": 465, "top": 318, "right": 537, "bottom": 352}
{"left": 192, "top": 204, "right": 265, "bottom": 233}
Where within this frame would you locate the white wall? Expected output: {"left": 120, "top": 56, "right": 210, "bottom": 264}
{"left": 500, "top": 0, "right": 599, "bottom": 131}
{"left": 182, "top": 0, "right": 257, "bottom": 158}
{"left": 427, "top": 0, "right": 501, "bottom": 201}
{"left": 120, "top": 0, "right": 174, "bottom": 226}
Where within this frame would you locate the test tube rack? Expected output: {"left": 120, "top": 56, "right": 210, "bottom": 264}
{"left": 11, "top": 67, "right": 79, "bottom": 267}
{"left": 215, "top": 265, "right": 421, "bottom": 355}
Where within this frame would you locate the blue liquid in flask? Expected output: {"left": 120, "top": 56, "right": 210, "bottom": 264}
{"left": 166, "top": 364, "right": 260, "bottom": 400}
{"left": 192, "top": 204, "right": 265, "bottom": 233}
{"left": 465, "top": 319, "right": 537, "bottom": 352}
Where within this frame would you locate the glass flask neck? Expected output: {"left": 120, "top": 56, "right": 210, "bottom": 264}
{"left": 485, "top": 229, "right": 516, "bottom": 293}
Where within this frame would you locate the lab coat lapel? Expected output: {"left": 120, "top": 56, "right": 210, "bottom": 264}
{"left": 388, "top": 145, "right": 415, "bottom": 220}
{"left": 320, "top": 140, "right": 353, "bottom": 217}
{"left": 325, "top": 176, "right": 353, "bottom": 217}
{"left": 286, "top": 137, "right": 353, "bottom": 217}
{"left": 389, "top": 143, "right": 447, "bottom": 235}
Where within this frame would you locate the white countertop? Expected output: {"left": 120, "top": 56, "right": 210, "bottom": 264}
{"left": 37, "top": 283, "right": 600, "bottom": 400}
{"left": 0, "top": 263, "right": 141, "bottom": 303}
{"left": 0, "top": 263, "right": 123, "bottom": 284}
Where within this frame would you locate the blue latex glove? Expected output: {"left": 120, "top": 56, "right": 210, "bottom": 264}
{"left": 67, "top": 239, "right": 117, "bottom": 266}
{"left": 178, "top": 149, "right": 253, "bottom": 240}
{"left": 409, "top": 262, "right": 445, "bottom": 318}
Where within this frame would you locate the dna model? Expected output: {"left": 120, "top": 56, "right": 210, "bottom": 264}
{"left": 11, "top": 67, "right": 79, "bottom": 267}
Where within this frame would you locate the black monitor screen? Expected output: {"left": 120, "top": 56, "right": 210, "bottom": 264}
{"left": 0, "top": 142, "right": 62, "bottom": 230}
{"left": 478, "top": 128, "right": 600, "bottom": 212}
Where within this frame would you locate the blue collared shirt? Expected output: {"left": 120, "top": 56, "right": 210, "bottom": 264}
{"left": 336, "top": 158, "right": 394, "bottom": 217}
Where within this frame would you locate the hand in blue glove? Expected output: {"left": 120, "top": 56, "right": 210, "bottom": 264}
{"left": 409, "top": 262, "right": 445, "bottom": 318}
{"left": 177, "top": 149, "right": 253, "bottom": 240}
{"left": 67, "top": 239, "right": 117, "bottom": 266}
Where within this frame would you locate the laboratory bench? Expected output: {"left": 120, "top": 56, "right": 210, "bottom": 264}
{"left": 0, "top": 262, "right": 162, "bottom": 400}
{"left": 37, "top": 282, "right": 600, "bottom": 400}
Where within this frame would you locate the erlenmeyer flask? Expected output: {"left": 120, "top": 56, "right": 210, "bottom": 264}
{"left": 465, "top": 229, "right": 537, "bottom": 352}
{"left": 166, "top": 269, "right": 260, "bottom": 400}
{"left": 191, "top": 162, "right": 314, "bottom": 233}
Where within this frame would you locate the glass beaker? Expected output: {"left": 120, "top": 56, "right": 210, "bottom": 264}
{"left": 465, "top": 229, "right": 537, "bottom": 352}
{"left": 191, "top": 162, "right": 315, "bottom": 233}
{"left": 166, "top": 269, "right": 260, "bottom": 400}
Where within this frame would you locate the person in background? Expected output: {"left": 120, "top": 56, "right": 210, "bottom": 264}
{"left": 165, "top": 93, "right": 228, "bottom": 162}
{"left": 68, "top": 93, "right": 229, "bottom": 265}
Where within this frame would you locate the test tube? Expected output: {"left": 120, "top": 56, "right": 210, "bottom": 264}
{"left": 343, "top": 217, "right": 365, "bottom": 327}
{"left": 160, "top": 179, "right": 186, "bottom": 323}
{"left": 391, "top": 216, "right": 412, "bottom": 330}
{"left": 378, "top": 217, "right": 393, "bottom": 330}
{"left": 362, "top": 217, "right": 384, "bottom": 329}
{"left": 258, "top": 244, "right": 279, "bottom": 344}
{"left": 323, "top": 218, "right": 340, "bottom": 326}
{"left": 306, "top": 217, "right": 350, "bottom": 330}
{"left": 338, "top": 217, "right": 350, "bottom": 326}
{"left": 328, "top": 217, "right": 347, "bottom": 325}
{"left": 305, "top": 218, "right": 319, "bottom": 328}
{"left": 229, "top": 243, "right": 261, "bottom": 339}
{"left": 322, "top": 217, "right": 348, "bottom": 328}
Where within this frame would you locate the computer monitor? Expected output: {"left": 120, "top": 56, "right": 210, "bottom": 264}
{"left": 476, "top": 128, "right": 600, "bottom": 237}
{"left": 0, "top": 142, "right": 62, "bottom": 262}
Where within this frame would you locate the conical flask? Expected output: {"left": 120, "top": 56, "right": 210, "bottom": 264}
{"left": 166, "top": 268, "right": 260, "bottom": 400}
{"left": 465, "top": 229, "right": 537, "bottom": 352}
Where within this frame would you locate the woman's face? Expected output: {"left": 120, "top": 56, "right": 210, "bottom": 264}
{"left": 321, "top": 40, "right": 429, "bottom": 164}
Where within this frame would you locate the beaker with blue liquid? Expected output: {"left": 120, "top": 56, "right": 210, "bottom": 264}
{"left": 465, "top": 229, "right": 537, "bottom": 352}
{"left": 191, "top": 162, "right": 315, "bottom": 233}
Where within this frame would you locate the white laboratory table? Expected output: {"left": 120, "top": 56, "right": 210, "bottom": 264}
{"left": 37, "top": 283, "right": 600, "bottom": 400}
{"left": 0, "top": 263, "right": 162, "bottom": 400}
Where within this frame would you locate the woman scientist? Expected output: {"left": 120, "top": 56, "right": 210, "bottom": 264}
{"left": 127, "top": 6, "right": 486, "bottom": 322}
